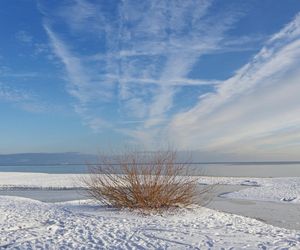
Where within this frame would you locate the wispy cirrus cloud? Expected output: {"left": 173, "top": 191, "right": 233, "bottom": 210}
{"left": 15, "top": 30, "right": 33, "bottom": 44}
{"left": 43, "top": 24, "right": 114, "bottom": 131}
{"left": 0, "top": 66, "right": 39, "bottom": 78}
{"left": 40, "top": 0, "right": 247, "bottom": 134}
{"left": 0, "top": 81, "right": 51, "bottom": 113}
{"left": 0, "top": 60, "right": 59, "bottom": 113}
{"left": 38, "top": 0, "right": 300, "bottom": 159}
{"left": 0, "top": 66, "right": 33, "bottom": 105}
{"left": 167, "top": 13, "right": 300, "bottom": 160}
{"left": 0, "top": 83, "right": 30, "bottom": 102}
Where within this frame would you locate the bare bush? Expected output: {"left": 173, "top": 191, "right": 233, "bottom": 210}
{"left": 82, "top": 149, "right": 210, "bottom": 211}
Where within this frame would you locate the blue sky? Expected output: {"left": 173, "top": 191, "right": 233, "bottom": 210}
{"left": 1, "top": 0, "right": 300, "bottom": 160}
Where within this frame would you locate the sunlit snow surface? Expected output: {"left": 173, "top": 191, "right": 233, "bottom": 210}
{"left": 0, "top": 196, "right": 299, "bottom": 249}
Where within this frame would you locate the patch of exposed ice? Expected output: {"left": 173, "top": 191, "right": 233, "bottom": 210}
{"left": 1, "top": 173, "right": 300, "bottom": 204}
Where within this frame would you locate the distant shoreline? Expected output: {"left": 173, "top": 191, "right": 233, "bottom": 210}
{"left": 1, "top": 161, "right": 300, "bottom": 166}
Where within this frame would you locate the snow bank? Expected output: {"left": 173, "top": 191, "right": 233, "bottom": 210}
{"left": 0, "top": 172, "right": 83, "bottom": 189}
{"left": 0, "top": 196, "right": 299, "bottom": 249}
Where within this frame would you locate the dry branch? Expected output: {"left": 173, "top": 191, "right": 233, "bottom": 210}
{"left": 82, "top": 149, "right": 211, "bottom": 211}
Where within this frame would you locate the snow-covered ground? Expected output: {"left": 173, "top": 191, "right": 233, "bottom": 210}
{"left": 0, "top": 172, "right": 299, "bottom": 204}
{"left": 1, "top": 173, "right": 300, "bottom": 248}
{"left": 198, "top": 176, "right": 300, "bottom": 204}
{"left": 0, "top": 172, "right": 82, "bottom": 189}
{"left": 222, "top": 178, "right": 300, "bottom": 203}
{"left": 1, "top": 196, "right": 300, "bottom": 249}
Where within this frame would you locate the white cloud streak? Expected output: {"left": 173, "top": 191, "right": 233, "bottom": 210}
{"left": 42, "top": 0, "right": 240, "bottom": 133}
{"left": 40, "top": 0, "right": 300, "bottom": 160}
{"left": 44, "top": 24, "right": 113, "bottom": 130}
{"left": 167, "top": 13, "right": 300, "bottom": 160}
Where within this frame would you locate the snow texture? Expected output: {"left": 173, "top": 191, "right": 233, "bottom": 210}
{"left": 222, "top": 178, "right": 300, "bottom": 204}
{"left": 0, "top": 196, "right": 300, "bottom": 249}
